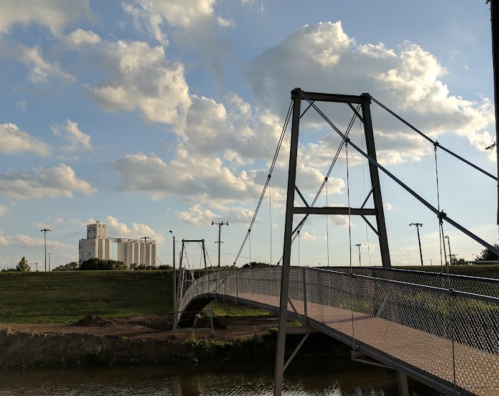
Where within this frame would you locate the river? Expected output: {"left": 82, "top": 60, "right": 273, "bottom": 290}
{"left": 0, "top": 358, "right": 442, "bottom": 395}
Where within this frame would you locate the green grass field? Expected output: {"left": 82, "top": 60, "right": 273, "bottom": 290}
{"left": 1, "top": 266, "right": 496, "bottom": 324}
{"left": 0, "top": 271, "right": 173, "bottom": 324}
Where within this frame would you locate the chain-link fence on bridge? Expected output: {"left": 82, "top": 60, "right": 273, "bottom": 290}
{"left": 179, "top": 267, "right": 499, "bottom": 396}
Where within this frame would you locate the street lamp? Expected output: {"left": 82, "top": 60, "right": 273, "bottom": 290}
{"left": 169, "top": 230, "right": 177, "bottom": 335}
{"left": 445, "top": 235, "right": 453, "bottom": 265}
{"left": 212, "top": 221, "right": 229, "bottom": 268}
{"left": 40, "top": 228, "right": 52, "bottom": 271}
{"left": 141, "top": 236, "right": 150, "bottom": 268}
{"left": 355, "top": 244, "right": 362, "bottom": 267}
{"left": 409, "top": 223, "right": 424, "bottom": 266}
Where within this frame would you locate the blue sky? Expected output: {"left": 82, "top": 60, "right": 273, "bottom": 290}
{"left": 0, "top": 0, "right": 496, "bottom": 270}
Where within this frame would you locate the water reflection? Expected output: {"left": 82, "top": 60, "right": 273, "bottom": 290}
{"left": 0, "top": 358, "right": 442, "bottom": 396}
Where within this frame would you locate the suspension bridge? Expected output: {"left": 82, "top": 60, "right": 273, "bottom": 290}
{"left": 175, "top": 90, "right": 499, "bottom": 396}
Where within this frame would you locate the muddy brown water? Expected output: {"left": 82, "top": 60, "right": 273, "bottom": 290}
{"left": 0, "top": 358, "right": 442, "bottom": 396}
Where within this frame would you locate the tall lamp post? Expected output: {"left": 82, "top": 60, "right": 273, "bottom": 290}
{"left": 445, "top": 235, "right": 453, "bottom": 265}
{"left": 409, "top": 223, "right": 424, "bottom": 266}
{"left": 212, "top": 221, "right": 229, "bottom": 268}
{"left": 355, "top": 244, "right": 362, "bottom": 267}
{"left": 40, "top": 228, "right": 52, "bottom": 272}
{"left": 169, "top": 230, "right": 177, "bottom": 334}
{"left": 141, "top": 236, "right": 150, "bottom": 268}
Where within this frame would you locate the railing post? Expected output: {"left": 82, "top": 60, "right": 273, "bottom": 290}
{"left": 236, "top": 269, "right": 239, "bottom": 302}
{"left": 303, "top": 267, "right": 308, "bottom": 324}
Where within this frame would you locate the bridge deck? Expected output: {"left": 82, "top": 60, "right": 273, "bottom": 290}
{"left": 224, "top": 292, "right": 499, "bottom": 396}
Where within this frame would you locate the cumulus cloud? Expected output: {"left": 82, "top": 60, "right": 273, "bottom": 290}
{"left": 178, "top": 204, "right": 219, "bottom": 226}
{"left": 0, "top": 164, "right": 96, "bottom": 199}
{"left": 0, "top": 232, "right": 72, "bottom": 250}
{"left": 51, "top": 119, "right": 93, "bottom": 152}
{"left": 0, "top": 42, "right": 75, "bottom": 83}
{"left": 123, "top": 0, "right": 231, "bottom": 45}
{"left": 245, "top": 21, "right": 495, "bottom": 162}
{"left": 0, "top": 0, "right": 92, "bottom": 35}
{"left": 0, "top": 123, "right": 50, "bottom": 156}
{"left": 113, "top": 145, "right": 261, "bottom": 201}
{"left": 66, "top": 32, "right": 190, "bottom": 125}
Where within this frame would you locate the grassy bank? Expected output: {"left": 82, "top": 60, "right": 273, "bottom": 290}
{"left": 0, "top": 271, "right": 269, "bottom": 324}
{"left": 395, "top": 265, "right": 499, "bottom": 279}
{"left": 0, "top": 271, "right": 172, "bottom": 324}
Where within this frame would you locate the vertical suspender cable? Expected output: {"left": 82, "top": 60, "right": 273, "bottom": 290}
{"left": 346, "top": 142, "right": 356, "bottom": 347}
{"left": 326, "top": 179, "right": 330, "bottom": 267}
{"left": 269, "top": 178, "right": 273, "bottom": 265}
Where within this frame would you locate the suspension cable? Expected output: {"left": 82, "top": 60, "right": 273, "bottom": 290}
{"left": 233, "top": 100, "right": 293, "bottom": 266}
{"left": 370, "top": 95, "right": 497, "bottom": 181}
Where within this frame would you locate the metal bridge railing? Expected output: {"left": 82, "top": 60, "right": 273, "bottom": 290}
{"left": 179, "top": 267, "right": 499, "bottom": 396}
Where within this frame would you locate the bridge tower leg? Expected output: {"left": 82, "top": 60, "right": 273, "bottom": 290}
{"left": 274, "top": 89, "right": 392, "bottom": 395}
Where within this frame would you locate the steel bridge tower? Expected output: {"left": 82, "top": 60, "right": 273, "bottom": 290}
{"left": 274, "top": 89, "right": 392, "bottom": 395}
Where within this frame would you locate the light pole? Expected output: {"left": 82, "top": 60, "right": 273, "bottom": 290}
{"left": 409, "top": 223, "right": 424, "bottom": 266}
{"left": 212, "top": 221, "right": 229, "bottom": 268}
{"left": 40, "top": 228, "right": 52, "bottom": 271}
{"left": 355, "top": 244, "right": 362, "bottom": 267}
{"left": 34, "top": 262, "right": 39, "bottom": 272}
{"left": 48, "top": 253, "right": 52, "bottom": 271}
{"left": 169, "top": 230, "right": 177, "bottom": 334}
{"left": 445, "top": 235, "right": 453, "bottom": 265}
{"left": 141, "top": 236, "right": 150, "bottom": 268}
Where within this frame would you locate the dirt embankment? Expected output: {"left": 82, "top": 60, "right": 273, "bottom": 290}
{"left": 0, "top": 315, "right": 284, "bottom": 369}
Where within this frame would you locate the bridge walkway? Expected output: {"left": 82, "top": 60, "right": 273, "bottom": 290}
{"left": 179, "top": 267, "right": 499, "bottom": 396}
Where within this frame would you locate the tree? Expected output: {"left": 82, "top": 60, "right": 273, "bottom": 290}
{"left": 79, "top": 258, "right": 127, "bottom": 271}
{"left": 476, "top": 244, "right": 499, "bottom": 262}
{"left": 16, "top": 257, "right": 31, "bottom": 272}
{"left": 53, "top": 262, "right": 78, "bottom": 271}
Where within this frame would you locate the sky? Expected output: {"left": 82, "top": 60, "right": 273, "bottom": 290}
{"left": 0, "top": 0, "right": 497, "bottom": 271}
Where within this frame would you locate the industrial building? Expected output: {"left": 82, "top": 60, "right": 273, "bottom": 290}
{"left": 79, "top": 222, "right": 157, "bottom": 267}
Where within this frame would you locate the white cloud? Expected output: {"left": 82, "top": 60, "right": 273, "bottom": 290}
{"left": 245, "top": 21, "right": 495, "bottom": 162}
{"left": 123, "top": 0, "right": 230, "bottom": 45}
{"left": 0, "top": 232, "right": 72, "bottom": 250}
{"left": 67, "top": 35, "right": 190, "bottom": 125}
{"left": 94, "top": 216, "right": 164, "bottom": 243}
{"left": 0, "top": 205, "right": 6, "bottom": 217}
{"left": 113, "top": 145, "right": 261, "bottom": 201}
{"left": 0, "top": 123, "right": 50, "bottom": 156}
{"left": 0, "top": 164, "right": 96, "bottom": 199}
{"left": 0, "top": 0, "right": 92, "bottom": 35}
{"left": 66, "top": 28, "right": 101, "bottom": 45}
{"left": 15, "top": 100, "right": 28, "bottom": 112}
{"left": 178, "top": 204, "right": 219, "bottom": 226}
{"left": 51, "top": 119, "right": 93, "bottom": 152}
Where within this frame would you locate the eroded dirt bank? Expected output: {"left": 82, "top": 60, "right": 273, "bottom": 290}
{"left": 0, "top": 315, "right": 282, "bottom": 368}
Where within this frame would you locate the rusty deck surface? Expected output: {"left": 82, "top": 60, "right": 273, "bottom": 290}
{"left": 219, "top": 291, "right": 499, "bottom": 396}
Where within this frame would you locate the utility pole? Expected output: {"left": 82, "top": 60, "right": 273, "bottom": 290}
{"left": 409, "top": 223, "right": 424, "bottom": 266}
{"left": 169, "top": 230, "right": 177, "bottom": 334}
{"left": 141, "top": 236, "right": 150, "bottom": 268}
{"left": 445, "top": 235, "right": 453, "bottom": 265}
{"left": 48, "top": 253, "right": 52, "bottom": 271}
{"left": 40, "top": 228, "right": 51, "bottom": 272}
{"left": 212, "top": 221, "right": 229, "bottom": 268}
{"left": 488, "top": 0, "right": 499, "bottom": 224}
{"left": 34, "top": 262, "right": 39, "bottom": 272}
{"left": 355, "top": 244, "right": 362, "bottom": 267}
